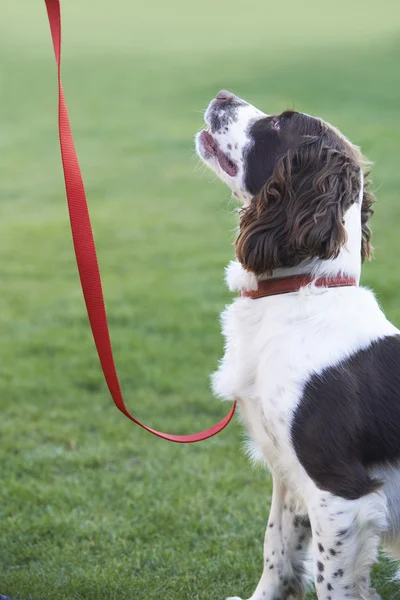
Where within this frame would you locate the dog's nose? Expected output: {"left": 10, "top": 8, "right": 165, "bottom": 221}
{"left": 215, "top": 90, "right": 236, "bottom": 102}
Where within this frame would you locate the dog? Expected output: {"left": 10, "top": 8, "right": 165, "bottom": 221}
{"left": 195, "top": 90, "right": 400, "bottom": 600}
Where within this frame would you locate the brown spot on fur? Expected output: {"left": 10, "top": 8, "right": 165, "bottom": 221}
{"left": 236, "top": 126, "right": 374, "bottom": 276}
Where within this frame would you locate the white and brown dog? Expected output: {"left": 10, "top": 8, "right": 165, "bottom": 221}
{"left": 196, "top": 90, "right": 400, "bottom": 600}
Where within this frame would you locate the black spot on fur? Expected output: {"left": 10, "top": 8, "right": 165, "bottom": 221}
{"left": 269, "top": 565, "right": 274, "bottom": 570}
{"left": 209, "top": 103, "right": 240, "bottom": 134}
{"left": 296, "top": 544, "right": 302, "bottom": 550}
{"left": 317, "top": 574, "right": 324, "bottom": 583}
{"left": 318, "top": 543, "right": 324, "bottom": 553}
{"left": 327, "top": 583, "right": 333, "bottom": 591}
{"left": 317, "top": 561, "right": 324, "bottom": 572}
{"left": 292, "top": 336, "right": 400, "bottom": 499}
{"left": 333, "top": 569, "right": 344, "bottom": 578}
{"left": 329, "top": 548, "right": 337, "bottom": 556}
{"left": 293, "top": 516, "right": 301, "bottom": 528}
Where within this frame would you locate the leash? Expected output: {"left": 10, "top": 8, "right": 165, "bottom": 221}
{"left": 43, "top": 0, "right": 236, "bottom": 442}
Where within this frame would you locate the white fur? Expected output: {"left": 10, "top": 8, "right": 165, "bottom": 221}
{"left": 195, "top": 95, "right": 266, "bottom": 201}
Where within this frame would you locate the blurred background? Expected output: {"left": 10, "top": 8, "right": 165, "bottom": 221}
{"left": 1, "top": 1, "right": 400, "bottom": 599}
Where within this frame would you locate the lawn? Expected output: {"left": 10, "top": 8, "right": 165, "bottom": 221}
{"left": 1, "top": 1, "right": 400, "bottom": 599}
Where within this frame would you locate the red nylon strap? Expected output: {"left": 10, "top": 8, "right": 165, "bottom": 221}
{"left": 44, "top": 0, "right": 236, "bottom": 443}
{"left": 241, "top": 275, "right": 357, "bottom": 299}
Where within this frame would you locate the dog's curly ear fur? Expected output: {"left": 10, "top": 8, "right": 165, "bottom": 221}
{"left": 361, "top": 167, "right": 375, "bottom": 262}
{"left": 236, "top": 136, "right": 374, "bottom": 276}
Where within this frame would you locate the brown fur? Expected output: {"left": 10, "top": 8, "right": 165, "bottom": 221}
{"left": 236, "top": 134, "right": 375, "bottom": 276}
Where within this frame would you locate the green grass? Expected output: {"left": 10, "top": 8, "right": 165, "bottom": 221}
{"left": 1, "top": 1, "right": 400, "bottom": 598}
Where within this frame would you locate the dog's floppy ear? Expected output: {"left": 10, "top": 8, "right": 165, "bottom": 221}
{"left": 360, "top": 167, "right": 375, "bottom": 262}
{"left": 236, "top": 136, "right": 363, "bottom": 276}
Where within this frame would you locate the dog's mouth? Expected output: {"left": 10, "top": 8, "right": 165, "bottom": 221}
{"left": 199, "top": 130, "right": 238, "bottom": 177}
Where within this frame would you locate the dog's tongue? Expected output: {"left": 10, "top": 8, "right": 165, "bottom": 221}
{"left": 200, "top": 130, "right": 238, "bottom": 177}
{"left": 200, "top": 130, "right": 217, "bottom": 154}
{"left": 216, "top": 147, "right": 238, "bottom": 177}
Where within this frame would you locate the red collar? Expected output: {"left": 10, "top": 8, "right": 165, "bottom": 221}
{"left": 240, "top": 274, "right": 357, "bottom": 299}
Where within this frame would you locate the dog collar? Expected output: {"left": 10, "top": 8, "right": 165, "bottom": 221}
{"left": 240, "top": 274, "right": 357, "bottom": 299}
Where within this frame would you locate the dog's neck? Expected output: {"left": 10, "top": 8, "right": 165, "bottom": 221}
{"left": 227, "top": 199, "right": 362, "bottom": 293}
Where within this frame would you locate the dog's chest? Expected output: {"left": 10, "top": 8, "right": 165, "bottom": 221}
{"left": 212, "top": 297, "right": 309, "bottom": 466}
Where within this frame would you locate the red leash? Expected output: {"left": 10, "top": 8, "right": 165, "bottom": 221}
{"left": 44, "top": 0, "right": 236, "bottom": 442}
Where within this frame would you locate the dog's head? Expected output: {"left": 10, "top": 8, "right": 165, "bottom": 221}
{"left": 195, "top": 90, "right": 374, "bottom": 276}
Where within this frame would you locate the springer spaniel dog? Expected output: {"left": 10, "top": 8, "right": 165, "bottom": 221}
{"left": 195, "top": 90, "right": 400, "bottom": 600}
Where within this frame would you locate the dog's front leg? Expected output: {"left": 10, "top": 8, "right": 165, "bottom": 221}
{"left": 226, "top": 478, "right": 312, "bottom": 600}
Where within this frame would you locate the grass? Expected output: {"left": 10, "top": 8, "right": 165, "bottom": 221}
{"left": 1, "top": 1, "right": 400, "bottom": 598}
